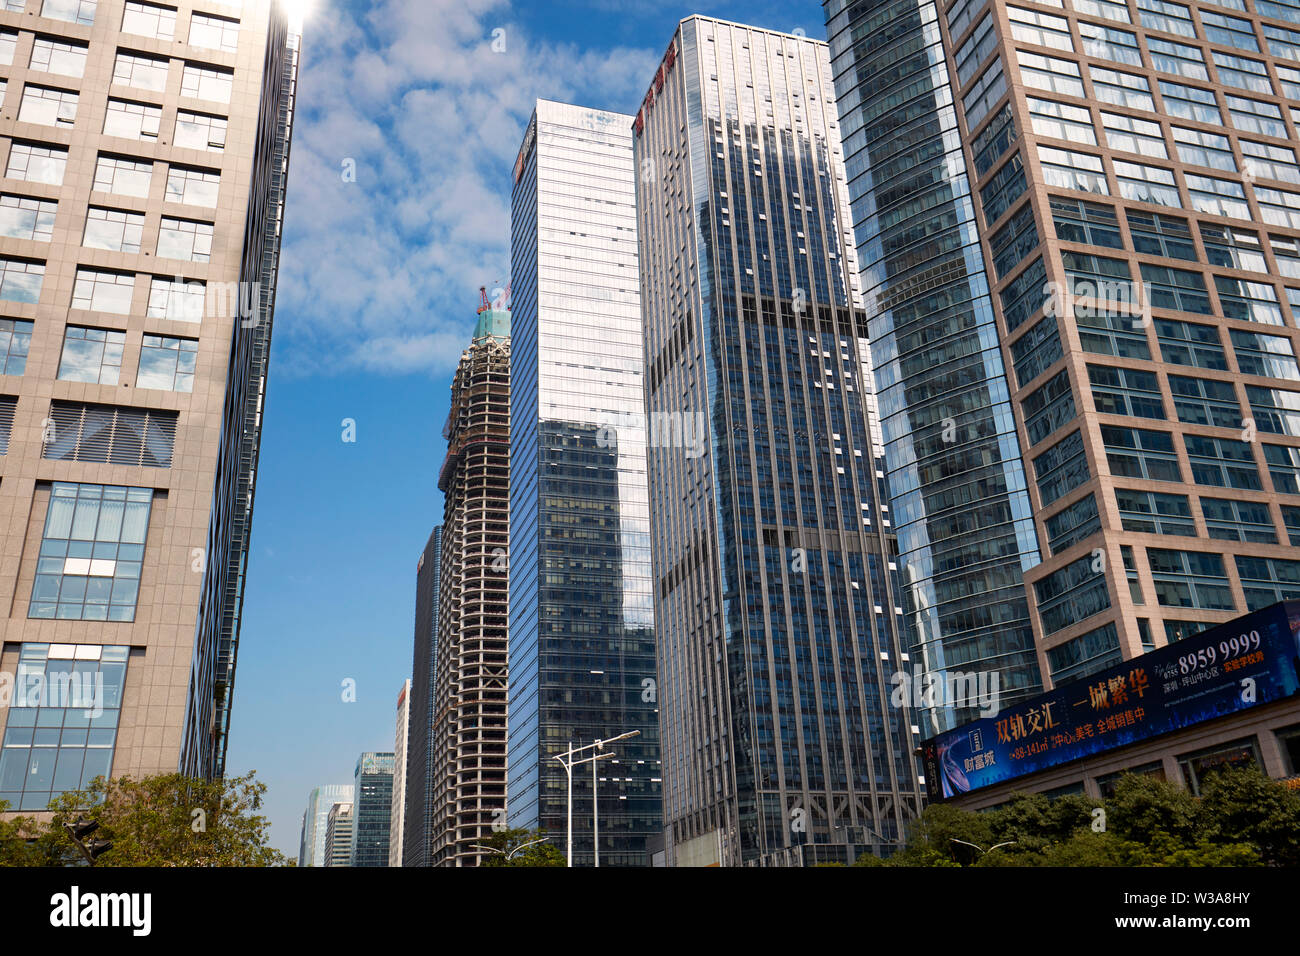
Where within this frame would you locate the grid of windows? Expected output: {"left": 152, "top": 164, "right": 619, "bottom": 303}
{"left": 83, "top": 206, "right": 144, "bottom": 254}
{"left": 165, "top": 165, "right": 219, "bottom": 206}
{"left": 113, "top": 51, "right": 169, "bottom": 92}
{"left": 174, "top": 110, "right": 226, "bottom": 151}
{"left": 0, "top": 318, "right": 34, "bottom": 375}
{"left": 93, "top": 154, "right": 152, "bottom": 198}
{"left": 57, "top": 326, "right": 125, "bottom": 385}
{"left": 1102, "top": 425, "right": 1183, "bottom": 481}
{"left": 1115, "top": 488, "right": 1196, "bottom": 536}
{"left": 180, "top": 63, "right": 233, "bottom": 103}
{"left": 1184, "top": 434, "right": 1261, "bottom": 488}
{"left": 7, "top": 141, "right": 68, "bottom": 185}
{"left": 0, "top": 644, "right": 129, "bottom": 811}
{"left": 1235, "top": 555, "right": 1300, "bottom": 609}
{"left": 157, "top": 217, "right": 213, "bottom": 262}
{"left": 72, "top": 268, "right": 135, "bottom": 314}
{"left": 1147, "top": 547, "right": 1236, "bottom": 610}
{"left": 1202, "top": 498, "right": 1278, "bottom": 543}
{"left": 137, "top": 334, "right": 196, "bottom": 392}
{"left": 29, "top": 483, "right": 152, "bottom": 622}
{"left": 122, "top": 2, "right": 177, "bottom": 41}
{"left": 104, "top": 98, "right": 161, "bottom": 141}
{"left": 0, "top": 194, "right": 57, "bottom": 242}
{"left": 1168, "top": 374, "right": 1242, "bottom": 427}
{"left": 147, "top": 275, "right": 204, "bottom": 322}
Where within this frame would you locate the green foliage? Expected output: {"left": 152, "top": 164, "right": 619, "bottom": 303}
{"left": 1, "top": 771, "right": 289, "bottom": 867}
{"left": 0, "top": 801, "right": 44, "bottom": 867}
{"left": 851, "top": 766, "right": 1294, "bottom": 867}
{"left": 477, "top": 827, "right": 566, "bottom": 867}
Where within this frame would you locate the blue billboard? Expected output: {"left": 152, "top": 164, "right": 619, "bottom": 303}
{"left": 920, "top": 602, "right": 1300, "bottom": 800}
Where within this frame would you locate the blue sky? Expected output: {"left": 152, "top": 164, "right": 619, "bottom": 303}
{"left": 226, "top": 0, "right": 829, "bottom": 856}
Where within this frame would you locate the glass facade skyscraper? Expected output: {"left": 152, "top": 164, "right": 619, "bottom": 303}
{"left": 508, "top": 99, "right": 661, "bottom": 866}
{"left": 298, "top": 783, "right": 353, "bottom": 867}
{"left": 350, "top": 751, "right": 394, "bottom": 867}
{"left": 826, "top": 0, "right": 1300, "bottom": 723}
{"left": 825, "top": 0, "right": 1046, "bottom": 735}
{"left": 633, "top": 18, "right": 923, "bottom": 866}
{"left": 404, "top": 524, "right": 441, "bottom": 866}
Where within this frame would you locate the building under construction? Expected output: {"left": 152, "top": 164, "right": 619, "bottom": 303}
{"left": 430, "top": 296, "right": 511, "bottom": 866}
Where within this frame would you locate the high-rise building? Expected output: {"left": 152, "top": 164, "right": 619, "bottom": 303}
{"left": 0, "top": 0, "right": 302, "bottom": 814}
{"left": 404, "top": 524, "right": 441, "bottom": 866}
{"left": 826, "top": 0, "right": 1300, "bottom": 716}
{"left": 324, "top": 801, "right": 353, "bottom": 868}
{"left": 297, "top": 783, "right": 353, "bottom": 867}
{"left": 509, "top": 99, "right": 661, "bottom": 867}
{"left": 389, "top": 679, "right": 410, "bottom": 867}
{"left": 349, "top": 751, "right": 394, "bottom": 867}
{"left": 632, "top": 20, "right": 921, "bottom": 867}
{"left": 431, "top": 306, "right": 510, "bottom": 866}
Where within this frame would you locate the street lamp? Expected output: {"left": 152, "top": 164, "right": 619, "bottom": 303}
{"left": 552, "top": 730, "right": 641, "bottom": 867}
{"left": 950, "top": 838, "right": 1016, "bottom": 862}
{"left": 470, "top": 838, "right": 548, "bottom": 863}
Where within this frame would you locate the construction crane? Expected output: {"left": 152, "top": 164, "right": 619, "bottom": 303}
{"left": 477, "top": 286, "right": 492, "bottom": 314}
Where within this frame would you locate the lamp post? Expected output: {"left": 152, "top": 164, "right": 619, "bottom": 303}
{"left": 551, "top": 730, "right": 641, "bottom": 867}
{"left": 470, "top": 837, "right": 548, "bottom": 863}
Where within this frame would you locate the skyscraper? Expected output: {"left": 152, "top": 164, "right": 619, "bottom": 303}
{"left": 389, "top": 679, "right": 410, "bottom": 867}
{"left": 298, "top": 783, "right": 353, "bottom": 868}
{"left": 509, "top": 99, "right": 661, "bottom": 867}
{"left": 324, "top": 801, "right": 353, "bottom": 868}
{"left": 826, "top": 0, "right": 1300, "bottom": 710}
{"left": 349, "top": 751, "right": 394, "bottom": 867}
{"left": 431, "top": 305, "right": 510, "bottom": 866}
{"left": 404, "top": 524, "right": 441, "bottom": 866}
{"left": 632, "top": 19, "right": 922, "bottom": 867}
{"left": 0, "top": 1, "right": 301, "bottom": 814}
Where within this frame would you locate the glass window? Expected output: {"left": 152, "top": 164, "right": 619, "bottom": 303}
{"left": 1046, "top": 492, "right": 1101, "bottom": 554}
{"left": 1240, "top": 140, "right": 1300, "bottom": 185}
{"left": 1225, "top": 95, "right": 1286, "bottom": 137}
{"left": 1256, "top": 186, "right": 1300, "bottom": 231}
{"left": 0, "top": 257, "right": 45, "bottom": 304}
{"left": 1001, "top": 255, "right": 1047, "bottom": 331}
{"left": 1280, "top": 63, "right": 1300, "bottom": 98}
{"left": 0, "top": 194, "right": 57, "bottom": 242}
{"left": 1184, "top": 173, "right": 1250, "bottom": 219}
{"left": 1127, "top": 210, "right": 1196, "bottom": 259}
{"left": 147, "top": 275, "right": 204, "bottom": 322}
{"left": 1247, "top": 384, "right": 1300, "bottom": 436}
{"left": 1168, "top": 373, "right": 1242, "bottom": 427}
{"left": 957, "top": 11, "right": 998, "bottom": 88}
{"left": 180, "top": 63, "right": 233, "bottom": 103}
{"left": 1158, "top": 79, "right": 1223, "bottom": 124}
{"left": 1136, "top": 0, "right": 1196, "bottom": 37}
{"left": 1102, "top": 424, "right": 1183, "bottom": 481}
{"left": 156, "top": 217, "right": 213, "bottom": 262}
{"left": 1216, "top": 276, "right": 1283, "bottom": 325}
{"left": 1282, "top": 504, "right": 1300, "bottom": 544}
{"left": 0, "top": 643, "right": 129, "bottom": 811}
{"left": 1263, "top": 22, "right": 1300, "bottom": 61}
{"left": 1028, "top": 96, "right": 1098, "bottom": 144}
{"left": 1257, "top": 0, "right": 1300, "bottom": 24}
{"left": 28, "top": 37, "right": 88, "bottom": 78}
{"left": 1276, "top": 724, "right": 1300, "bottom": 776}
{"left": 122, "top": 2, "right": 177, "bottom": 41}
{"left": 1035, "top": 552, "right": 1112, "bottom": 635}
{"left": 1023, "top": 367, "right": 1077, "bottom": 443}
{"left": 82, "top": 207, "right": 144, "bottom": 254}
{"left": 981, "top": 151, "right": 1028, "bottom": 224}
{"left": 1148, "top": 37, "right": 1209, "bottom": 79}
{"left": 1177, "top": 739, "right": 1261, "bottom": 796}
{"left": 1034, "top": 429, "right": 1092, "bottom": 504}
{"left": 1089, "top": 363, "right": 1166, "bottom": 418}
{"left": 28, "top": 484, "right": 152, "bottom": 622}
{"left": 0, "top": 318, "right": 34, "bottom": 375}
{"left": 1185, "top": 433, "right": 1262, "bottom": 488}
{"left": 1171, "top": 125, "right": 1236, "bottom": 172}
{"left": 113, "top": 51, "right": 170, "bottom": 91}
{"left": 1203, "top": 498, "right": 1278, "bottom": 543}
{"left": 1064, "top": 250, "right": 1133, "bottom": 304}
{"left": 1231, "top": 328, "right": 1300, "bottom": 380}
{"left": 57, "top": 326, "right": 125, "bottom": 385}
{"left": 990, "top": 201, "right": 1040, "bottom": 276}
{"left": 6, "top": 141, "right": 68, "bottom": 185}
{"left": 1201, "top": 10, "right": 1260, "bottom": 51}
{"left": 1016, "top": 49, "right": 1084, "bottom": 97}
{"left": 1113, "top": 159, "right": 1180, "bottom": 206}
{"left": 40, "top": 0, "right": 97, "bottom": 25}
{"left": 1089, "top": 66, "right": 1155, "bottom": 110}
{"left": 136, "top": 334, "right": 196, "bottom": 392}
{"left": 188, "top": 13, "right": 239, "bottom": 52}
{"left": 1237, "top": 555, "right": 1300, "bottom": 608}
{"left": 1079, "top": 21, "right": 1144, "bottom": 64}
{"left": 1212, "top": 51, "right": 1273, "bottom": 92}
{"left": 1201, "top": 224, "right": 1266, "bottom": 271}
{"left": 174, "top": 110, "right": 227, "bottom": 151}
{"left": 1147, "top": 547, "right": 1237, "bottom": 610}
{"left": 1115, "top": 488, "right": 1195, "bottom": 535}
{"left": 164, "top": 164, "right": 219, "bottom": 207}
{"left": 103, "top": 98, "right": 161, "bottom": 141}
{"left": 71, "top": 268, "right": 134, "bottom": 314}
{"left": 1076, "top": 307, "right": 1152, "bottom": 358}
{"left": 964, "top": 56, "right": 1008, "bottom": 130}
{"left": 1052, "top": 196, "right": 1123, "bottom": 248}
{"left": 1009, "top": 6, "right": 1074, "bottom": 51}
{"left": 1141, "top": 263, "right": 1212, "bottom": 314}
{"left": 1012, "top": 313, "right": 1064, "bottom": 386}
{"left": 1270, "top": 234, "right": 1300, "bottom": 281}
{"left": 972, "top": 103, "right": 1018, "bottom": 177}
{"left": 1100, "top": 110, "right": 1167, "bottom": 157}
{"left": 1266, "top": 443, "right": 1300, "bottom": 494}
{"left": 1039, "top": 145, "right": 1108, "bottom": 193}
{"left": 93, "top": 154, "right": 152, "bottom": 198}
{"left": 1072, "top": 0, "right": 1131, "bottom": 21}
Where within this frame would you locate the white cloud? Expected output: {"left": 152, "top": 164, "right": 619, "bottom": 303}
{"left": 275, "top": 0, "right": 659, "bottom": 378}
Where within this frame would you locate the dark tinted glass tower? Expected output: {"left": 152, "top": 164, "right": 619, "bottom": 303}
{"left": 350, "top": 752, "right": 394, "bottom": 867}
{"left": 508, "top": 100, "right": 661, "bottom": 866}
{"left": 634, "top": 18, "right": 923, "bottom": 866}
{"left": 404, "top": 525, "right": 441, "bottom": 866}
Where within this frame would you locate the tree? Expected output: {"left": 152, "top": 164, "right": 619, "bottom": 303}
{"left": 0, "top": 802, "right": 42, "bottom": 867}
{"left": 1198, "top": 765, "right": 1300, "bottom": 867}
{"left": 477, "top": 827, "right": 566, "bottom": 867}
{"left": 16, "top": 771, "right": 290, "bottom": 867}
